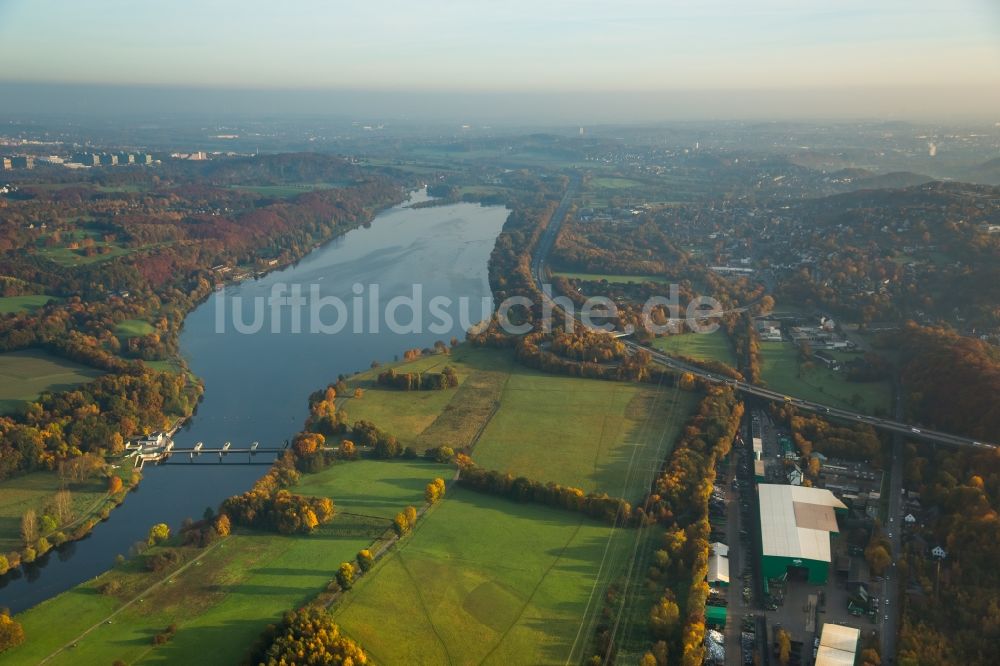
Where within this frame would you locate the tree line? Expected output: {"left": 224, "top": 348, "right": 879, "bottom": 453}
{"left": 376, "top": 365, "right": 458, "bottom": 391}
{"left": 628, "top": 389, "right": 743, "bottom": 666}
{"left": 457, "top": 463, "right": 634, "bottom": 526}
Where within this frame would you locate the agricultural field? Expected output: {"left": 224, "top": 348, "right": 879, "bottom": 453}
{"left": 0, "top": 349, "right": 104, "bottom": 415}
{"left": 333, "top": 487, "right": 636, "bottom": 666}
{"left": 471, "top": 367, "right": 695, "bottom": 500}
{"left": 0, "top": 294, "right": 59, "bottom": 314}
{"left": 759, "top": 341, "right": 891, "bottom": 414}
{"left": 343, "top": 346, "right": 697, "bottom": 498}
{"left": 651, "top": 330, "right": 738, "bottom": 368}
{"left": 0, "top": 471, "right": 114, "bottom": 553}
{"left": 8, "top": 459, "right": 439, "bottom": 666}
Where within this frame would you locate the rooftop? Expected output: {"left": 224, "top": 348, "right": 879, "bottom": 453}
{"left": 758, "top": 484, "right": 846, "bottom": 563}
{"left": 815, "top": 623, "right": 860, "bottom": 666}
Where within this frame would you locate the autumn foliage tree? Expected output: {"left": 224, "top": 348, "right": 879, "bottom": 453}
{"left": 251, "top": 607, "right": 367, "bottom": 666}
{"left": 0, "top": 612, "right": 25, "bottom": 653}
{"left": 424, "top": 478, "right": 447, "bottom": 504}
{"left": 336, "top": 561, "right": 357, "bottom": 590}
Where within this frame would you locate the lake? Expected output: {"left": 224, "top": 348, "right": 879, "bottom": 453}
{"left": 0, "top": 191, "right": 508, "bottom": 613}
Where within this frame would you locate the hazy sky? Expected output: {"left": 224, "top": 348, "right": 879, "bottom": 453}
{"left": 1, "top": 0, "right": 999, "bottom": 120}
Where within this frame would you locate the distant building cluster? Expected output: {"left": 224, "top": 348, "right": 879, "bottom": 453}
{"left": 70, "top": 151, "right": 154, "bottom": 167}
{"left": 0, "top": 155, "right": 35, "bottom": 170}
{"left": 2, "top": 152, "right": 157, "bottom": 170}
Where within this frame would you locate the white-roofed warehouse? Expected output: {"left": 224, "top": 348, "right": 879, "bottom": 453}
{"left": 815, "top": 623, "right": 860, "bottom": 666}
{"left": 758, "top": 484, "right": 847, "bottom": 586}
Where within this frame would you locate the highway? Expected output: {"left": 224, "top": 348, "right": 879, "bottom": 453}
{"left": 530, "top": 179, "right": 997, "bottom": 454}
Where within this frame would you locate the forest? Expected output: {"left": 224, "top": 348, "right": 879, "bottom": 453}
{"left": 0, "top": 155, "right": 405, "bottom": 481}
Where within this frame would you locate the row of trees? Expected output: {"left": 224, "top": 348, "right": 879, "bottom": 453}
{"left": 457, "top": 465, "right": 633, "bottom": 526}
{"left": 376, "top": 366, "right": 458, "bottom": 391}
{"left": 636, "top": 389, "right": 744, "bottom": 666}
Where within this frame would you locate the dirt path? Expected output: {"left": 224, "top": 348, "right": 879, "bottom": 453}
{"left": 39, "top": 538, "right": 226, "bottom": 665}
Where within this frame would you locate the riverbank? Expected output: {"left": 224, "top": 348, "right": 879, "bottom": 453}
{"left": 0, "top": 194, "right": 509, "bottom": 615}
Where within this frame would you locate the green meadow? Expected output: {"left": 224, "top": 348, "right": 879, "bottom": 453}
{"left": 334, "top": 487, "right": 636, "bottom": 666}
{"left": 651, "top": 330, "right": 738, "bottom": 368}
{"left": 0, "top": 349, "right": 104, "bottom": 415}
{"left": 759, "top": 340, "right": 891, "bottom": 414}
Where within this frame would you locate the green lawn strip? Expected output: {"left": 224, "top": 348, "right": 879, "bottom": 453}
{"left": 115, "top": 319, "right": 155, "bottom": 338}
{"left": 588, "top": 177, "right": 644, "bottom": 189}
{"left": 142, "top": 359, "right": 182, "bottom": 374}
{"left": 759, "top": 341, "right": 890, "bottom": 414}
{"left": 0, "top": 349, "right": 105, "bottom": 415}
{"left": 651, "top": 330, "right": 738, "bottom": 367}
{"left": 35, "top": 244, "right": 133, "bottom": 267}
{"left": 0, "top": 295, "right": 60, "bottom": 314}
{"left": 229, "top": 183, "right": 344, "bottom": 198}
{"left": 553, "top": 271, "right": 668, "bottom": 284}
{"left": 333, "top": 488, "right": 635, "bottom": 665}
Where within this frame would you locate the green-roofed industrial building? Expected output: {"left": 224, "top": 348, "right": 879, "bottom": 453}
{"left": 757, "top": 484, "right": 847, "bottom": 590}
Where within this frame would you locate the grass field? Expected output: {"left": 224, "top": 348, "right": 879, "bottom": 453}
{"left": 0, "top": 295, "right": 58, "bottom": 314}
{"left": 553, "top": 271, "right": 668, "bottom": 284}
{"left": 0, "top": 472, "right": 113, "bottom": 553}
{"left": 651, "top": 330, "right": 738, "bottom": 367}
{"left": 759, "top": 341, "right": 891, "bottom": 414}
{"left": 115, "top": 318, "right": 155, "bottom": 338}
{"left": 589, "top": 176, "right": 644, "bottom": 190}
{"left": 8, "top": 459, "right": 440, "bottom": 665}
{"left": 343, "top": 346, "right": 696, "bottom": 499}
{"left": 471, "top": 367, "right": 695, "bottom": 500}
{"left": 0, "top": 349, "right": 104, "bottom": 414}
{"left": 230, "top": 183, "right": 343, "bottom": 198}
{"left": 143, "top": 359, "right": 183, "bottom": 374}
{"left": 333, "top": 487, "right": 635, "bottom": 665}
{"left": 36, "top": 244, "right": 134, "bottom": 267}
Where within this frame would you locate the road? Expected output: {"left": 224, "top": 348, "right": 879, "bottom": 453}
{"left": 880, "top": 387, "right": 904, "bottom": 662}
{"left": 530, "top": 178, "right": 997, "bottom": 453}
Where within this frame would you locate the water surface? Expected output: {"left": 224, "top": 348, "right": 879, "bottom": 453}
{"left": 0, "top": 192, "right": 508, "bottom": 613}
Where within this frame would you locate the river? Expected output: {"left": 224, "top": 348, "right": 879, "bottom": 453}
{"left": 0, "top": 191, "right": 508, "bottom": 613}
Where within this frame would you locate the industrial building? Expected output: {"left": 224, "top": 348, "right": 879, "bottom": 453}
{"left": 758, "top": 484, "right": 847, "bottom": 587}
{"left": 815, "top": 623, "right": 860, "bottom": 666}
{"left": 707, "top": 541, "right": 730, "bottom": 586}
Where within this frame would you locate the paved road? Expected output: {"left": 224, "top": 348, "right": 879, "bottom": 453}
{"left": 880, "top": 388, "right": 905, "bottom": 662}
{"left": 530, "top": 179, "right": 996, "bottom": 453}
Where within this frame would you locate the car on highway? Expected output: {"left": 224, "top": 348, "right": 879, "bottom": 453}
{"left": 911, "top": 427, "right": 921, "bottom": 433}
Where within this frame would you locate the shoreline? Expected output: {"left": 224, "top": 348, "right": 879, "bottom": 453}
{"left": 0, "top": 187, "right": 416, "bottom": 593}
